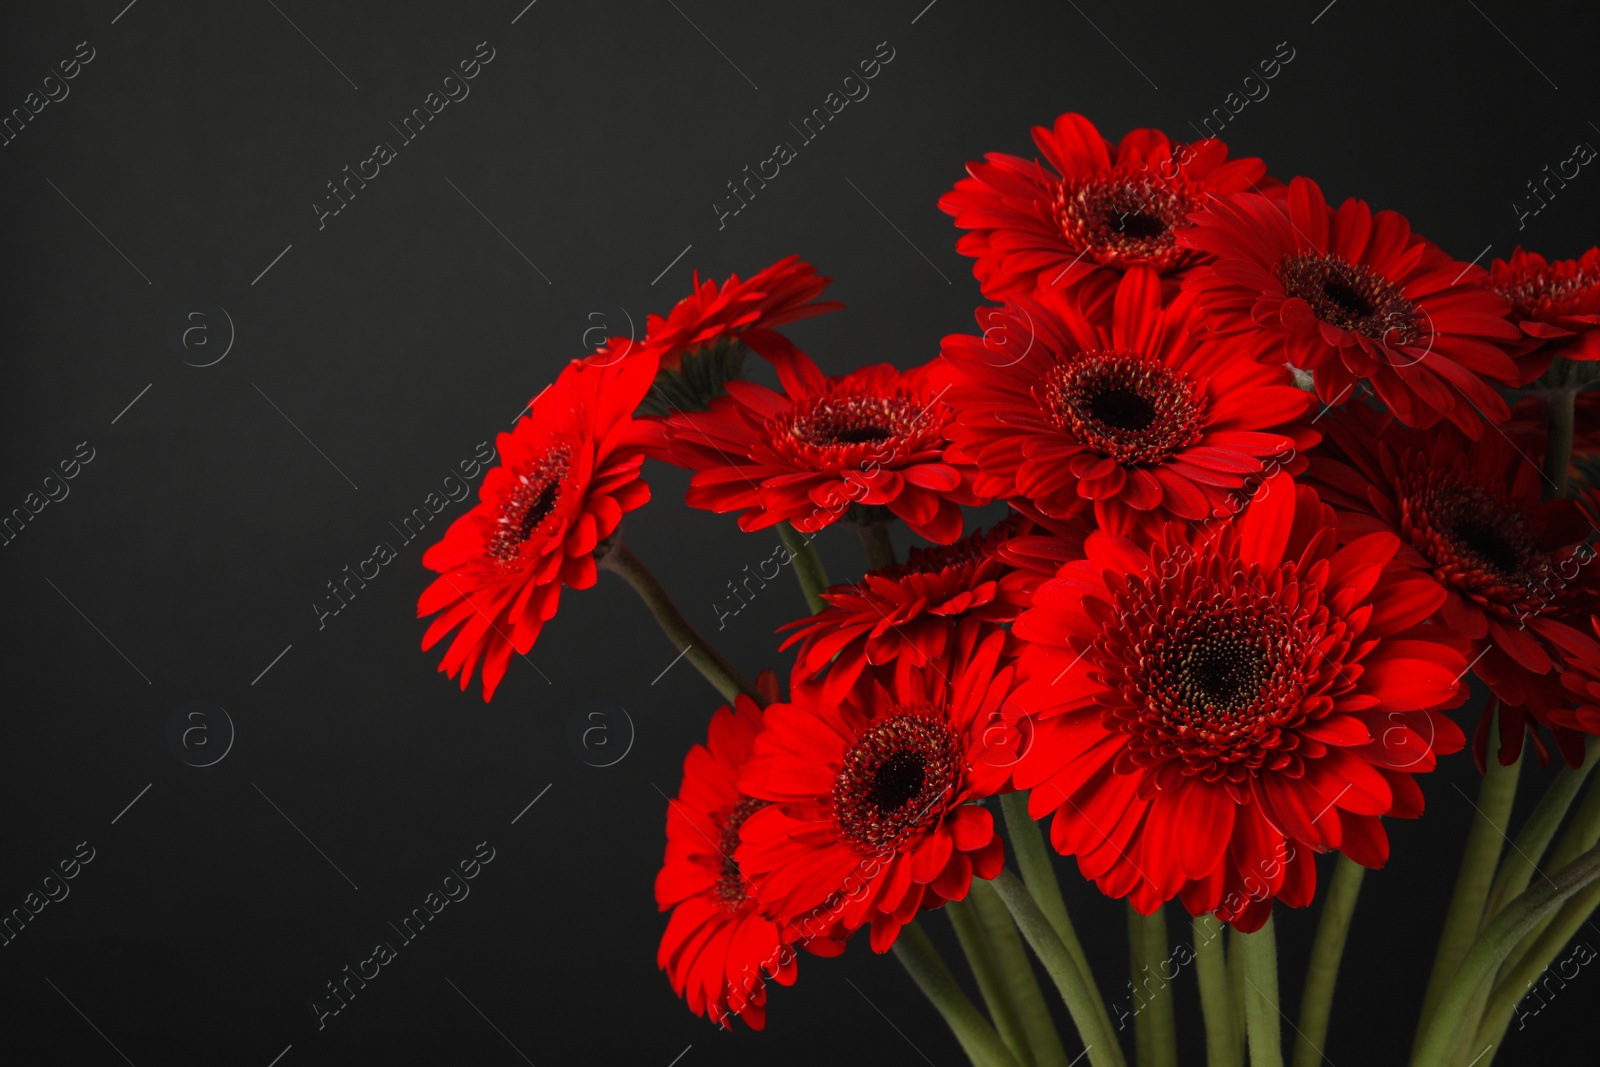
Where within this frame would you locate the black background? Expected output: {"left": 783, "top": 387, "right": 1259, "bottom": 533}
{"left": 2, "top": 1, "right": 1598, "bottom": 1064}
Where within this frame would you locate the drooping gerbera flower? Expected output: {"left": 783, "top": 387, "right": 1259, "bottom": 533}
{"left": 1488, "top": 246, "right": 1600, "bottom": 382}
{"left": 656, "top": 685, "right": 798, "bottom": 1030}
{"left": 1306, "top": 402, "right": 1599, "bottom": 767}
{"left": 941, "top": 267, "right": 1317, "bottom": 536}
{"left": 1547, "top": 615, "right": 1600, "bottom": 738}
{"left": 939, "top": 113, "right": 1274, "bottom": 304}
{"left": 658, "top": 354, "right": 984, "bottom": 543}
{"left": 418, "top": 354, "right": 657, "bottom": 700}
{"left": 592, "top": 256, "right": 842, "bottom": 414}
{"left": 1009, "top": 475, "right": 1468, "bottom": 931}
{"left": 779, "top": 519, "right": 1025, "bottom": 703}
{"left": 736, "top": 626, "right": 1015, "bottom": 952}
{"left": 1179, "top": 177, "right": 1522, "bottom": 437}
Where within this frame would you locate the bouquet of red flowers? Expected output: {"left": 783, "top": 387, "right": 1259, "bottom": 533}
{"left": 412, "top": 113, "right": 1600, "bottom": 1066}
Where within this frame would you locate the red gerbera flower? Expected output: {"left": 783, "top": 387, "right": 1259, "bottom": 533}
{"left": 592, "top": 256, "right": 842, "bottom": 413}
{"left": 939, "top": 112, "right": 1274, "bottom": 302}
{"left": 1489, "top": 246, "right": 1600, "bottom": 382}
{"left": 1305, "top": 402, "right": 1599, "bottom": 767}
{"left": 736, "top": 626, "right": 1015, "bottom": 952}
{"left": 417, "top": 355, "right": 657, "bottom": 700}
{"left": 656, "top": 686, "right": 798, "bottom": 1030}
{"left": 658, "top": 353, "right": 984, "bottom": 543}
{"left": 1180, "top": 177, "right": 1522, "bottom": 437}
{"left": 779, "top": 519, "right": 1025, "bottom": 703}
{"left": 941, "top": 267, "right": 1317, "bottom": 536}
{"left": 1009, "top": 475, "right": 1468, "bottom": 931}
{"left": 1548, "top": 615, "right": 1600, "bottom": 737}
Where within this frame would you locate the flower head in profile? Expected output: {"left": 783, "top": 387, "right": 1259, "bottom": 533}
{"left": 656, "top": 680, "right": 797, "bottom": 1030}
{"left": 939, "top": 112, "right": 1274, "bottom": 303}
{"left": 1180, "top": 177, "right": 1522, "bottom": 437}
{"left": 1306, "top": 402, "right": 1599, "bottom": 767}
{"left": 1489, "top": 246, "right": 1600, "bottom": 382}
{"left": 591, "top": 256, "right": 842, "bottom": 414}
{"left": 780, "top": 519, "right": 1026, "bottom": 703}
{"left": 736, "top": 627, "right": 1016, "bottom": 952}
{"left": 417, "top": 354, "right": 657, "bottom": 700}
{"left": 657, "top": 353, "right": 984, "bottom": 543}
{"left": 1009, "top": 476, "right": 1467, "bottom": 931}
{"left": 941, "top": 267, "right": 1317, "bottom": 536}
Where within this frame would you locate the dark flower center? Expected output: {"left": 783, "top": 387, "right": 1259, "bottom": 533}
{"left": 1496, "top": 266, "right": 1600, "bottom": 319}
{"left": 833, "top": 711, "right": 962, "bottom": 851}
{"left": 775, "top": 385, "right": 950, "bottom": 472}
{"left": 1276, "top": 253, "right": 1421, "bottom": 345}
{"left": 1045, "top": 352, "right": 1207, "bottom": 466}
{"left": 715, "top": 795, "right": 768, "bottom": 909}
{"left": 1056, "top": 170, "right": 1201, "bottom": 272}
{"left": 1450, "top": 518, "right": 1524, "bottom": 576}
{"left": 1102, "top": 554, "right": 1337, "bottom": 777}
{"left": 489, "top": 445, "right": 571, "bottom": 566}
{"left": 790, "top": 395, "right": 915, "bottom": 448}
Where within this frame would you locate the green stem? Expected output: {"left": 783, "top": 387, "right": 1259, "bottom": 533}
{"left": 893, "top": 921, "right": 1022, "bottom": 1067}
{"left": 1001, "top": 793, "right": 1092, "bottom": 970}
{"left": 950, "top": 897, "right": 1037, "bottom": 1067}
{"left": 856, "top": 520, "right": 898, "bottom": 571}
{"left": 1549, "top": 759, "right": 1600, "bottom": 871}
{"left": 1227, "top": 928, "right": 1248, "bottom": 1056}
{"left": 1413, "top": 707, "right": 1522, "bottom": 1053}
{"left": 1235, "top": 917, "right": 1284, "bottom": 1067}
{"left": 971, "top": 879, "right": 1072, "bottom": 1067}
{"left": 1475, "top": 876, "right": 1600, "bottom": 1053}
{"left": 1411, "top": 843, "right": 1600, "bottom": 1067}
{"left": 1194, "top": 915, "right": 1241, "bottom": 1067}
{"left": 1291, "top": 857, "right": 1365, "bottom": 1067}
{"left": 1128, "top": 906, "right": 1178, "bottom": 1067}
{"left": 601, "top": 544, "right": 760, "bottom": 703}
{"left": 992, "top": 868, "right": 1130, "bottom": 1067}
{"left": 778, "top": 523, "right": 830, "bottom": 614}
{"left": 1542, "top": 387, "right": 1577, "bottom": 500}
{"left": 1485, "top": 737, "right": 1600, "bottom": 920}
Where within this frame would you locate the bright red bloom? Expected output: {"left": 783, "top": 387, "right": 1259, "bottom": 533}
{"left": 657, "top": 353, "right": 984, "bottom": 543}
{"left": 779, "top": 520, "right": 1024, "bottom": 703}
{"left": 417, "top": 355, "right": 656, "bottom": 700}
{"left": 1009, "top": 475, "right": 1468, "bottom": 931}
{"left": 592, "top": 256, "right": 842, "bottom": 413}
{"left": 656, "top": 689, "right": 796, "bottom": 1030}
{"left": 737, "top": 627, "right": 1016, "bottom": 952}
{"left": 941, "top": 267, "right": 1317, "bottom": 536}
{"left": 940, "top": 113, "right": 1273, "bottom": 303}
{"left": 1180, "top": 177, "right": 1522, "bottom": 437}
{"left": 1305, "top": 403, "right": 1599, "bottom": 767}
{"left": 1489, "top": 247, "right": 1600, "bottom": 381}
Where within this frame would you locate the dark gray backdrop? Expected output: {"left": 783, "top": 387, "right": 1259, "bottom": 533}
{"left": 3, "top": 1, "right": 1597, "bottom": 1063}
